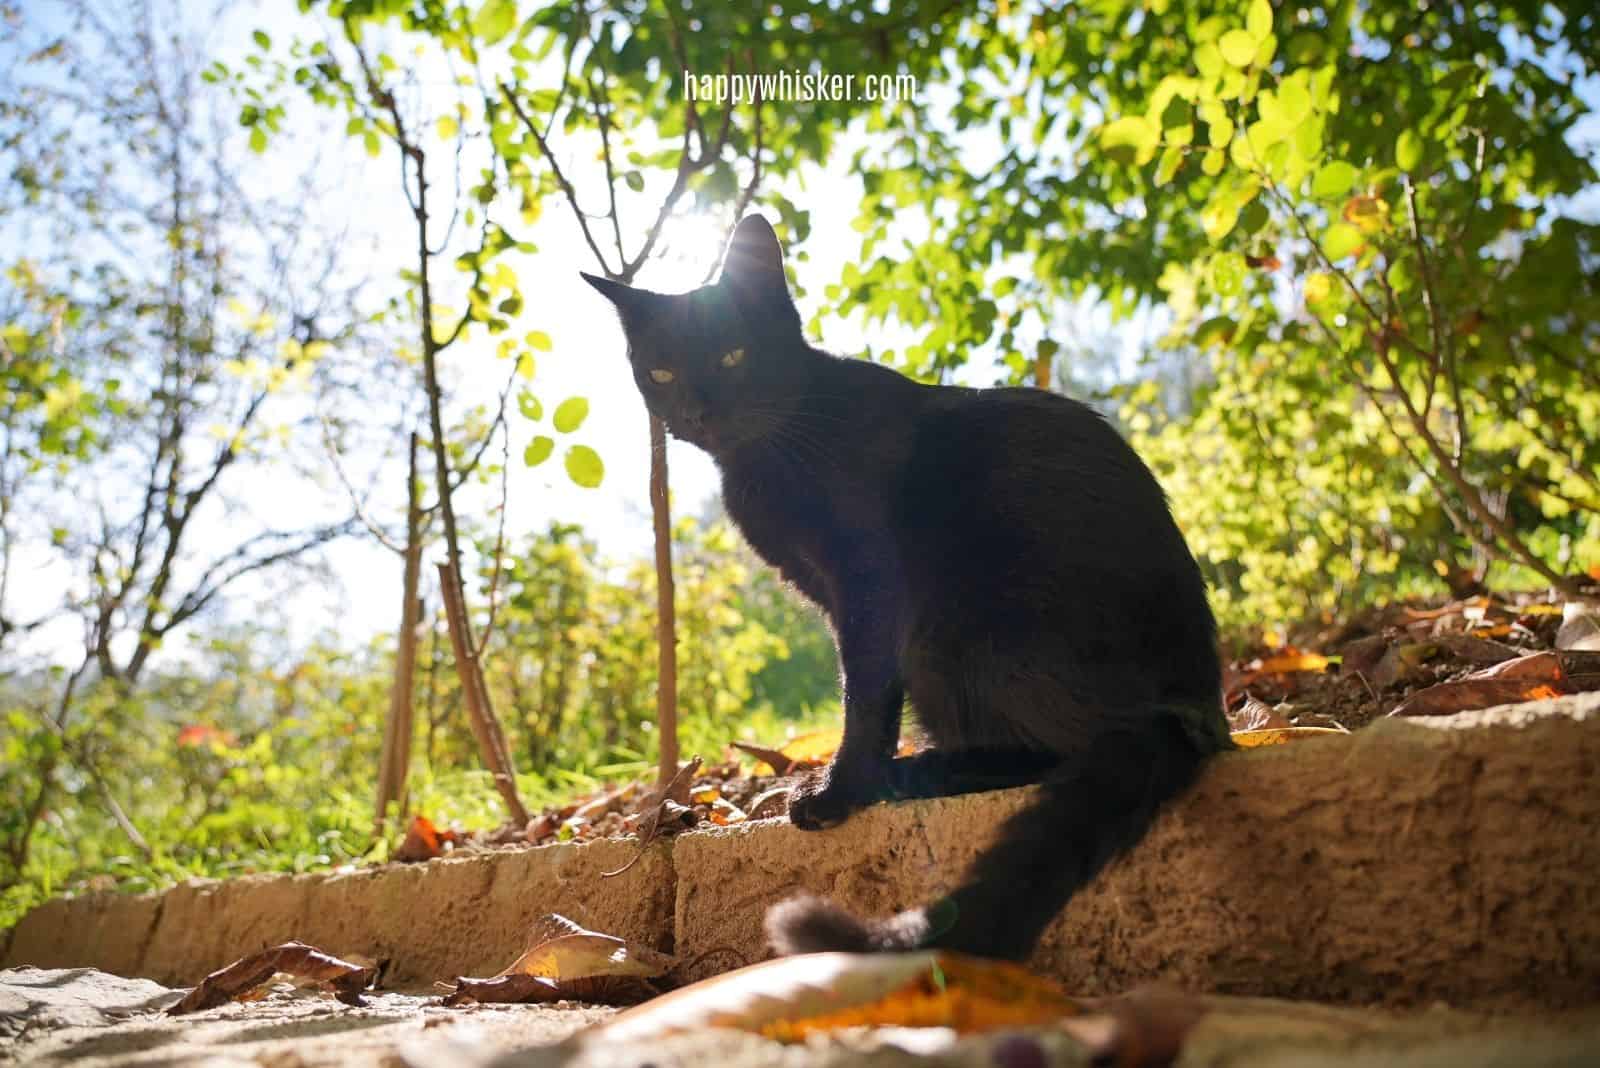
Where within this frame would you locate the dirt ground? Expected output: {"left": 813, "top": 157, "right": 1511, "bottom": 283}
{"left": 7, "top": 966, "right": 1600, "bottom": 1068}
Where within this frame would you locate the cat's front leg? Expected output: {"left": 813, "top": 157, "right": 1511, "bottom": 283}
{"left": 789, "top": 601, "right": 903, "bottom": 830}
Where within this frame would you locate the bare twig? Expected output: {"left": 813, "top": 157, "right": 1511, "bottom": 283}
{"left": 500, "top": 80, "right": 617, "bottom": 276}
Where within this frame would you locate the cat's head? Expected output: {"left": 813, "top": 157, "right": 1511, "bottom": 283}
{"left": 582, "top": 215, "right": 809, "bottom": 454}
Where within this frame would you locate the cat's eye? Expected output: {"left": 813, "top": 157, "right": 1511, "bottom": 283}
{"left": 720, "top": 347, "right": 746, "bottom": 368}
{"left": 649, "top": 369, "right": 675, "bottom": 383}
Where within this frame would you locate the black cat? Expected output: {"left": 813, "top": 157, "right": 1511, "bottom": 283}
{"left": 583, "top": 215, "right": 1231, "bottom": 961}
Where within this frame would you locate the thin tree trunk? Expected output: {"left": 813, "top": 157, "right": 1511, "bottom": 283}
{"left": 649, "top": 415, "right": 678, "bottom": 787}
{"left": 437, "top": 561, "right": 529, "bottom": 825}
{"left": 374, "top": 432, "right": 424, "bottom": 835}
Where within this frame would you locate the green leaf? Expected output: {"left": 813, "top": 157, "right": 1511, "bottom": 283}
{"left": 437, "top": 115, "right": 459, "bottom": 140}
{"left": 523, "top": 436, "right": 554, "bottom": 467}
{"left": 564, "top": 444, "right": 604, "bottom": 488}
{"left": 1239, "top": 199, "right": 1269, "bottom": 235}
{"left": 1201, "top": 148, "right": 1225, "bottom": 176}
{"left": 1311, "top": 161, "right": 1357, "bottom": 199}
{"left": 1211, "top": 251, "right": 1247, "bottom": 297}
{"left": 1278, "top": 77, "right": 1311, "bottom": 122}
{"left": 1099, "top": 116, "right": 1158, "bottom": 158}
{"left": 1304, "top": 271, "right": 1333, "bottom": 305}
{"left": 1396, "top": 129, "right": 1423, "bottom": 172}
{"left": 623, "top": 171, "right": 644, "bottom": 193}
{"left": 472, "top": 0, "right": 517, "bottom": 45}
{"left": 553, "top": 396, "right": 589, "bottom": 433}
{"left": 363, "top": 130, "right": 381, "bottom": 158}
{"left": 526, "top": 330, "right": 553, "bottom": 352}
{"left": 249, "top": 127, "right": 267, "bottom": 154}
{"left": 1218, "top": 30, "right": 1258, "bottom": 67}
{"left": 1247, "top": 0, "right": 1273, "bottom": 41}
{"left": 251, "top": 29, "right": 271, "bottom": 49}
{"left": 515, "top": 353, "right": 536, "bottom": 380}
{"left": 1322, "top": 221, "right": 1363, "bottom": 260}
{"left": 1155, "top": 145, "right": 1185, "bottom": 185}
{"left": 517, "top": 390, "right": 543, "bottom": 420}
{"left": 1202, "top": 195, "right": 1242, "bottom": 244}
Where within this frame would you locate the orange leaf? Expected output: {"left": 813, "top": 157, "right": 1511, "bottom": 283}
{"left": 1254, "top": 650, "right": 1330, "bottom": 674}
{"left": 595, "top": 952, "right": 1081, "bottom": 1045}
{"left": 396, "top": 814, "right": 457, "bottom": 862}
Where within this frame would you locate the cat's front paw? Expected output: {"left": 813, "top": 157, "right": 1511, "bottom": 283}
{"left": 787, "top": 772, "right": 869, "bottom": 830}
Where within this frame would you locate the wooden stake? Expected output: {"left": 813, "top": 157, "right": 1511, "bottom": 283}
{"left": 437, "top": 560, "right": 530, "bottom": 826}
{"left": 648, "top": 415, "right": 679, "bottom": 788}
{"left": 374, "top": 433, "right": 424, "bottom": 836}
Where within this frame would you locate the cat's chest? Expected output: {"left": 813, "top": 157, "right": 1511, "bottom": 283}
{"left": 718, "top": 453, "right": 884, "bottom": 589}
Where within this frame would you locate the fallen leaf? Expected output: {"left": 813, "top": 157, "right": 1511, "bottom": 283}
{"left": 1226, "top": 696, "right": 1290, "bottom": 733}
{"left": 1430, "top": 634, "right": 1521, "bottom": 664}
{"left": 168, "top": 942, "right": 373, "bottom": 1015}
{"left": 1231, "top": 727, "right": 1347, "bottom": 748}
{"left": 708, "top": 798, "right": 747, "bottom": 825}
{"left": 602, "top": 757, "right": 702, "bottom": 878}
{"left": 1478, "top": 651, "right": 1565, "bottom": 683}
{"left": 395, "top": 814, "right": 459, "bottom": 863}
{"left": 591, "top": 952, "right": 1082, "bottom": 1045}
{"left": 1255, "top": 650, "right": 1331, "bottom": 674}
{"left": 731, "top": 741, "right": 819, "bottom": 777}
{"left": 1337, "top": 634, "right": 1390, "bottom": 679}
{"left": 441, "top": 914, "right": 672, "bottom": 1008}
{"left": 1391, "top": 679, "right": 1566, "bottom": 717}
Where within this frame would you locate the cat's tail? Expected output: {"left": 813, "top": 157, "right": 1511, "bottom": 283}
{"left": 765, "top": 710, "right": 1221, "bottom": 960}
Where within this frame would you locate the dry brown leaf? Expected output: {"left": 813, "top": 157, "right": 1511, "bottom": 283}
{"left": 1391, "top": 679, "right": 1565, "bottom": 717}
{"left": 730, "top": 740, "right": 822, "bottom": 776}
{"left": 1226, "top": 696, "right": 1290, "bottom": 733}
{"left": 1430, "top": 634, "right": 1521, "bottom": 664}
{"left": 168, "top": 942, "right": 373, "bottom": 1015}
{"left": 500, "top": 915, "right": 672, "bottom": 981}
{"left": 441, "top": 914, "right": 672, "bottom": 1008}
{"left": 1337, "top": 634, "right": 1390, "bottom": 679}
{"left": 1478, "top": 651, "right": 1565, "bottom": 682}
{"left": 602, "top": 757, "right": 702, "bottom": 878}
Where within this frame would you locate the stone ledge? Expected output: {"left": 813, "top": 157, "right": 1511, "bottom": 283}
{"left": 4, "top": 835, "right": 675, "bottom": 990}
{"left": 4, "top": 695, "right": 1597, "bottom": 1010}
{"left": 674, "top": 693, "right": 1600, "bottom": 1011}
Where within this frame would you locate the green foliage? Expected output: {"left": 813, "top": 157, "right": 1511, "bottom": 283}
{"left": 823, "top": 0, "right": 1600, "bottom": 626}
{"left": 2, "top": 518, "right": 836, "bottom": 929}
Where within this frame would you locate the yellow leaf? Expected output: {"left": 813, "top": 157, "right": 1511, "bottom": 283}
{"left": 1231, "top": 727, "right": 1347, "bottom": 747}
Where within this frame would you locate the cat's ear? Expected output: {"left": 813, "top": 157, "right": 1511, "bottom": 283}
{"left": 581, "top": 272, "right": 663, "bottom": 326}
{"left": 717, "top": 215, "right": 790, "bottom": 306}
